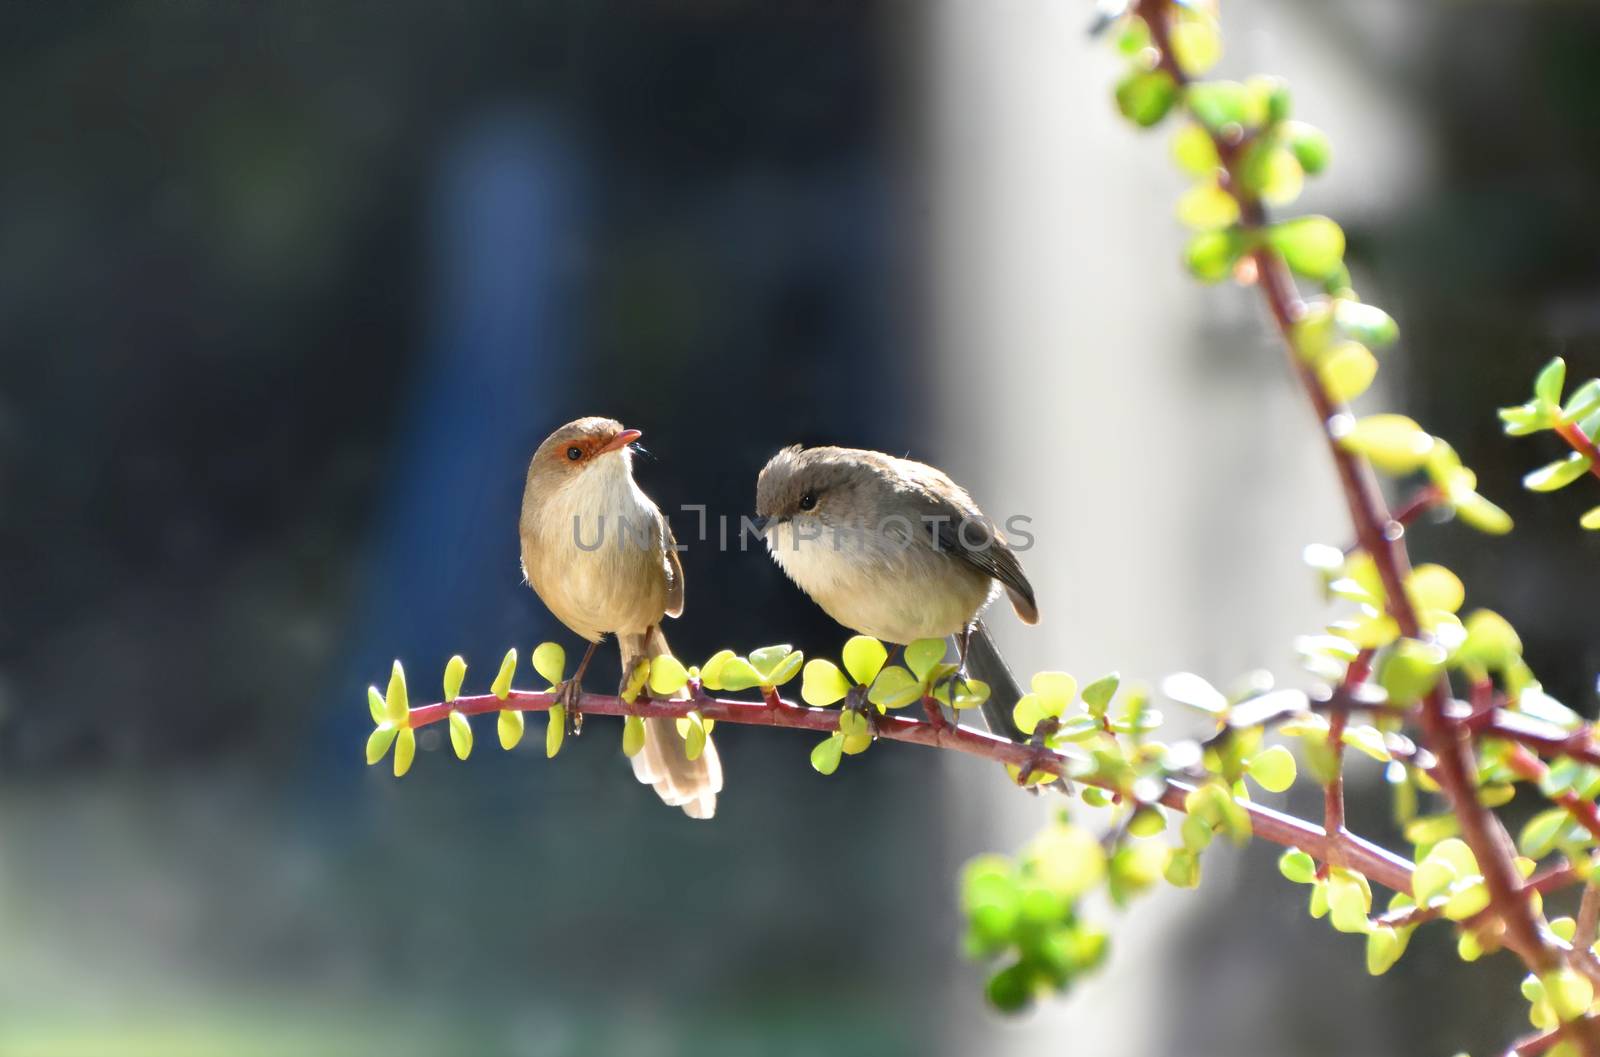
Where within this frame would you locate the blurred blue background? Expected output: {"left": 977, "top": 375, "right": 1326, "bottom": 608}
{"left": 1, "top": 2, "right": 1598, "bottom": 1054}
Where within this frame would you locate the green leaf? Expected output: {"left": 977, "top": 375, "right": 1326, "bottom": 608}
{"left": 1524, "top": 452, "right": 1593, "bottom": 492}
{"left": 714, "top": 657, "right": 762, "bottom": 693}
{"left": 1164, "top": 850, "right": 1201, "bottom": 889}
{"left": 1499, "top": 401, "right": 1553, "bottom": 436}
{"left": 1442, "top": 879, "right": 1490, "bottom": 921}
{"left": 1536, "top": 357, "right": 1568, "bottom": 407}
{"left": 498, "top": 708, "right": 525, "bottom": 750}
{"left": 532, "top": 642, "right": 566, "bottom": 687}
{"left": 448, "top": 711, "right": 472, "bottom": 760}
{"left": 1366, "top": 926, "right": 1402, "bottom": 975}
{"left": 905, "top": 639, "right": 948, "bottom": 682}
{"left": 1582, "top": 505, "right": 1600, "bottom": 531}
{"left": 1316, "top": 341, "right": 1378, "bottom": 403}
{"left": 1336, "top": 413, "right": 1434, "bottom": 474}
{"left": 366, "top": 723, "right": 398, "bottom": 765}
{"left": 1283, "top": 121, "right": 1330, "bottom": 174}
{"left": 1013, "top": 695, "right": 1047, "bottom": 736}
{"left": 1176, "top": 182, "right": 1239, "bottom": 230}
{"left": 1268, "top": 216, "right": 1345, "bottom": 280}
{"left": 698, "top": 649, "right": 735, "bottom": 690}
{"left": 841, "top": 636, "right": 888, "bottom": 686}
{"left": 1181, "top": 814, "right": 1214, "bottom": 852}
{"left": 1562, "top": 379, "right": 1600, "bottom": 423}
{"left": 649, "top": 655, "right": 689, "bottom": 697}
{"left": 385, "top": 661, "right": 409, "bottom": 726}
{"left": 620, "top": 658, "right": 650, "bottom": 703}
{"left": 1239, "top": 144, "right": 1303, "bottom": 207}
{"left": 1520, "top": 807, "right": 1572, "bottom": 859}
{"left": 867, "top": 666, "right": 922, "bottom": 709}
{"left": 1411, "top": 858, "right": 1457, "bottom": 905}
{"left": 801, "top": 659, "right": 852, "bottom": 707}
{"left": 443, "top": 655, "right": 467, "bottom": 703}
{"left": 491, "top": 648, "right": 517, "bottom": 700}
{"left": 811, "top": 733, "right": 845, "bottom": 775}
{"left": 1081, "top": 673, "right": 1120, "bottom": 714}
{"left": 393, "top": 727, "right": 416, "bottom": 778}
{"left": 1115, "top": 68, "right": 1179, "bottom": 127}
{"left": 759, "top": 650, "right": 803, "bottom": 688}
{"left": 1334, "top": 300, "right": 1399, "bottom": 346}
{"left": 1454, "top": 490, "right": 1514, "bottom": 535}
{"left": 546, "top": 706, "right": 565, "bottom": 758}
{"left": 1377, "top": 638, "right": 1447, "bottom": 706}
{"left": 1128, "top": 807, "right": 1165, "bottom": 838}
{"left": 366, "top": 686, "right": 386, "bottom": 725}
{"left": 1169, "top": 11, "right": 1222, "bottom": 75}
{"left": 1327, "top": 869, "right": 1372, "bottom": 934}
{"left": 1184, "top": 228, "right": 1244, "bottom": 283}
{"left": 1246, "top": 745, "right": 1297, "bottom": 793}
{"left": 621, "top": 715, "right": 645, "bottom": 757}
{"left": 1341, "top": 724, "right": 1392, "bottom": 762}
{"left": 1186, "top": 80, "right": 1253, "bottom": 130}
{"left": 748, "top": 644, "right": 793, "bottom": 676}
{"left": 1543, "top": 968, "right": 1595, "bottom": 1022}
{"left": 1171, "top": 123, "right": 1220, "bottom": 176}
{"left": 678, "top": 712, "right": 707, "bottom": 761}
{"left": 1278, "top": 849, "right": 1317, "bottom": 884}
{"left": 939, "top": 678, "right": 991, "bottom": 711}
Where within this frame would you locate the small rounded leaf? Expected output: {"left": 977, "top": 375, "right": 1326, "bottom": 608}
{"left": 1284, "top": 121, "right": 1331, "bottom": 175}
{"left": 905, "top": 639, "right": 948, "bottom": 682}
{"left": 1334, "top": 300, "right": 1399, "bottom": 346}
{"left": 1366, "top": 926, "right": 1402, "bottom": 975}
{"left": 498, "top": 708, "right": 525, "bottom": 750}
{"left": 532, "top": 642, "right": 566, "bottom": 687}
{"left": 801, "top": 660, "right": 852, "bottom": 707}
{"left": 448, "top": 710, "right": 473, "bottom": 760}
{"left": 1246, "top": 745, "right": 1297, "bottom": 793}
{"left": 1115, "top": 68, "right": 1179, "bottom": 127}
{"left": 1172, "top": 123, "right": 1220, "bottom": 176}
{"left": 1279, "top": 849, "right": 1317, "bottom": 884}
{"left": 1268, "top": 216, "right": 1345, "bottom": 280}
{"left": 1317, "top": 342, "right": 1378, "bottom": 404}
{"left": 713, "top": 657, "right": 763, "bottom": 693}
{"left": 546, "top": 706, "right": 566, "bottom": 758}
{"left": 867, "top": 666, "right": 922, "bottom": 709}
{"left": 811, "top": 733, "right": 845, "bottom": 775}
{"left": 842, "top": 636, "right": 888, "bottom": 686}
{"left": 491, "top": 648, "right": 517, "bottom": 701}
{"left": 393, "top": 727, "right": 416, "bottom": 778}
{"left": 443, "top": 655, "right": 467, "bottom": 703}
{"left": 1334, "top": 414, "right": 1434, "bottom": 475}
{"left": 649, "top": 655, "right": 689, "bottom": 697}
{"left": 366, "top": 723, "right": 398, "bottom": 765}
{"left": 622, "top": 714, "right": 645, "bottom": 758}
{"left": 1524, "top": 453, "right": 1593, "bottom": 493}
{"left": 385, "top": 661, "right": 410, "bottom": 726}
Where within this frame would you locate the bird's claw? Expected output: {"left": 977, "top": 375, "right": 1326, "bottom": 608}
{"left": 555, "top": 678, "right": 585, "bottom": 736}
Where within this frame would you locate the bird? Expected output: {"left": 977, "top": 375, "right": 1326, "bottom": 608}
{"left": 753, "top": 444, "right": 1038, "bottom": 738}
{"left": 519, "top": 416, "right": 721, "bottom": 819}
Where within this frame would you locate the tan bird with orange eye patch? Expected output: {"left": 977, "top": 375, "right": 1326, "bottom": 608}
{"left": 519, "top": 416, "right": 720, "bottom": 819}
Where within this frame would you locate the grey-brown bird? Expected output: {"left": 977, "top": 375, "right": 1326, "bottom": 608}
{"left": 754, "top": 445, "right": 1038, "bottom": 736}
{"left": 519, "top": 416, "right": 721, "bottom": 818}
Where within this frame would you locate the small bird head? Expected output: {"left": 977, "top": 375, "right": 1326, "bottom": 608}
{"left": 754, "top": 445, "right": 875, "bottom": 534}
{"left": 529, "top": 416, "right": 642, "bottom": 489}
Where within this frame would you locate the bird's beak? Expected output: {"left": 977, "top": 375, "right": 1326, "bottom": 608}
{"left": 598, "top": 428, "right": 642, "bottom": 454}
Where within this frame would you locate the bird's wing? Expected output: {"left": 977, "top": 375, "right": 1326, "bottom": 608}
{"left": 900, "top": 468, "right": 1039, "bottom": 625}
{"left": 662, "top": 516, "right": 685, "bottom": 619}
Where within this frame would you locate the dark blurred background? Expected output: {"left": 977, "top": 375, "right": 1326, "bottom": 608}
{"left": 0, "top": 2, "right": 1596, "bottom": 1055}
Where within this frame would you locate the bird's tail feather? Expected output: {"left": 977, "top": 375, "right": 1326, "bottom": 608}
{"left": 966, "top": 619, "right": 1027, "bottom": 743}
{"left": 621, "top": 626, "right": 722, "bottom": 820}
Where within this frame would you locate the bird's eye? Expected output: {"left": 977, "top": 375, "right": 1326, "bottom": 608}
{"left": 566, "top": 446, "right": 583, "bottom": 461}
{"left": 798, "top": 492, "right": 817, "bottom": 511}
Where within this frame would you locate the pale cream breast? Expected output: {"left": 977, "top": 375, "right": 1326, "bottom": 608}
{"left": 766, "top": 518, "right": 995, "bottom": 644}
{"left": 521, "top": 455, "right": 670, "bottom": 642}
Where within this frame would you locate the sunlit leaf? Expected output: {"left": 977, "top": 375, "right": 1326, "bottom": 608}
{"left": 366, "top": 723, "right": 398, "bottom": 765}
{"left": 801, "top": 659, "right": 852, "bottom": 707}
{"left": 1161, "top": 671, "right": 1227, "bottom": 714}
{"left": 1279, "top": 849, "right": 1317, "bottom": 884}
{"left": 443, "top": 655, "right": 467, "bottom": 703}
{"left": 498, "top": 708, "right": 525, "bottom": 750}
{"left": 1317, "top": 341, "right": 1378, "bottom": 403}
{"left": 1176, "top": 182, "right": 1239, "bottom": 230}
{"left": 546, "top": 706, "right": 565, "bottom": 758}
{"left": 1335, "top": 413, "right": 1434, "bottom": 474}
{"left": 1115, "top": 68, "right": 1179, "bottom": 127}
{"left": 367, "top": 686, "right": 386, "bottom": 726}
{"left": 811, "top": 733, "right": 845, "bottom": 775}
{"left": 905, "top": 639, "right": 948, "bottom": 682}
{"left": 649, "top": 655, "right": 689, "bottom": 697}
{"left": 1524, "top": 452, "right": 1592, "bottom": 492}
{"left": 1535, "top": 357, "right": 1567, "bottom": 407}
{"left": 1171, "top": 122, "right": 1220, "bottom": 176}
{"left": 867, "top": 666, "right": 922, "bottom": 709}
{"left": 532, "top": 642, "right": 566, "bottom": 687}
{"left": 842, "top": 636, "right": 889, "bottom": 686}
{"left": 1284, "top": 121, "right": 1330, "bottom": 175}
{"left": 385, "top": 661, "right": 409, "bottom": 726}
{"left": 1268, "top": 216, "right": 1345, "bottom": 280}
{"left": 1246, "top": 745, "right": 1297, "bottom": 793}
{"left": 449, "top": 710, "right": 472, "bottom": 760}
{"left": 491, "top": 648, "right": 517, "bottom": 700}
{"left": 393, "top": 727, "right": 416, "bottom": 778}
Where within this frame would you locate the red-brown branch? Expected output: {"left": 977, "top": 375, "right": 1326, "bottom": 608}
{"left": 403, "top": 687, "right": 1415, "bottom": 893}
{"left": 1132, "top": 0, "right": 1596, "bottom": 1050}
